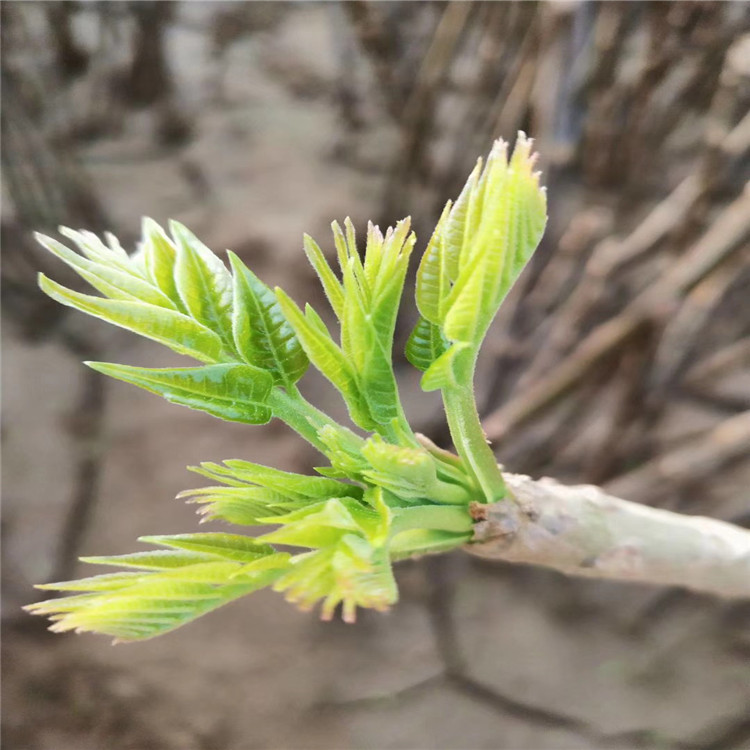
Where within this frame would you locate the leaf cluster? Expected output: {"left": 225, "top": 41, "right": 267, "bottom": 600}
{"left": 27, "top": 135, "right": 547, "bottom": 640}
{"left": 407, "top": 133, "right": 546, "bottom": 391}
{"left": 281, "top": 217, "right": 414, "bottom": 431}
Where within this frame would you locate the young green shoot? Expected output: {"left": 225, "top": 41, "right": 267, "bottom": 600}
{"left": 26, "top": 133, "right": 546, "bottom": 640}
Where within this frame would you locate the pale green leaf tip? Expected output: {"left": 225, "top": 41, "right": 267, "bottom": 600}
{"left": 168, "top": 219, "right": 192, "bottom": 240}
{"left": 274, "top": 286, "right": 290, "bottom": 302}
{"left": 37, "top": 272, "right": 55, "bottom": 291}
{"left": 141, "top": 216, "right": 165, "bottom": 238}
{"left": 83, "top": 361, "right": 108, "bottom": 372}
{"left": 136, "top": 536, "right": 160, "bottom": 546}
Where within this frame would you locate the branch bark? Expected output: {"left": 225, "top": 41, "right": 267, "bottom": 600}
{"left": 465, "top": 471, "right": 750, "bottom": 599}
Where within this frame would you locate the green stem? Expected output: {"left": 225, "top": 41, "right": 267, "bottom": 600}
{"left": 391, "top": 504, "right": 474, "bottom": 536}
{"left": 430, "top": 478, "right": 474, "bottom": 505}
{"left": 267, "top": 387, "right": 330, "bottom": 451}
{"left": 442, "top": 385, "right": 505, "bottom": 503}
{"left": 269, "top": 385, "right": 363, "bottom": 455}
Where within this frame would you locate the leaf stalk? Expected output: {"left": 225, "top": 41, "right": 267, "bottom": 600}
{"left": 442, "top": 380, "right": 506, "bottom": 504}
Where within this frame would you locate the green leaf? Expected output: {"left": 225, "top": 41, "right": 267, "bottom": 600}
{"left": 332, "top": 218, "right": 367, "bottom": 295}
{"left": 361, "top": 435, "right": 438, "bottom": 498}
{"left": 35, "top": 232, "right": 177, "bottom": 309}
{"left": 260, "top": 492, "right": 388, "bottom": 544}
{"left": 182, "top": 486, "right": 291, "bottom": 526}
{"left": 191, "top": 459, "right": 360, "bottom": 501}
{"left": 420, "top": 342, "right": 472, "bottom": 392}
{"left": 171, "top": 221, "right": 235, "bottom": 352}
{"left": 405, "top": 316, "right": 449, "bottom": 372}
{"left": 317, "top": 424, "right": 369, "bottom": 479}
{"left": 228, "top": 252, "right": 308, "bottom": 386}
{"left": 27, "top": 564, "right": 282, "bottom": 641}
{"left": 275, "top": 289, "right": 374, "bottom": 430}
{"left": 86, "top": 362, "right": 274, "bottom": 424}
{"left": 360, "top": 486, "right": 395, "bottom": 546}
{"left": 138, "top": 533, "right": 275, "bottom": 562}
{"left": 442, "top": 253, "right": 493, "bottom": 345}
{"left": 58, "top": 227, "right": 134, "bottom": 273}
{"left": 413, "top": 134, "right": 547, "bottom": 357}
{"left": 414, "top": 201, "right": 452, "bottom": 324}
{"left": 442, "top": 159, "right": 482, "bottom": 279}
{"left": 181, "top": 459, "right": 362, "bottom": 527}
{"left": 26, "top": 533, "right": 286, "bottom": 640}
{"left": 139, "top": 218, "right": 186, "bottom": 311}
{"left": 35, "top": 572, "right": 149, "bottom": 592}
{"left": 357, "top": 322, "right": 401, "bottom": 426}
{"left": 269, "top": 495, "right": 397, "bottom": 623}
{"left": 303, "top": 303, "right": 334, "bottom": 338}
{"left": 359, "top": 346, "right": 399, "bottom": 424}
{"left": 78, "top": 550, "right": 222, "bottom": 570}
{"left": 373, "top": 223, "right": 415, "bottom": 302}
{"left": 340, "top": 262, "right": 398, "bottom": 424}
{"left": 296, "top": 543, "right": 395, "bottom": 622}
{"left": 39, "top": 274, "right": 224, "bottom": 362}
{"left": 259, "top": 499, "right": 362, "bottom": 547}
{"left": 230, "top": 552, "right": 294, "bottom": 578}
{"left": 363, "top": 222, "right": 386, "bottom": 288}
{"left": 336, "top": 217, "right": 414, "bottom": 426}
{"left": 339, "top": 255, "right": 369, "bottom": 372}
{"left": 303, "top": 235, "right": 344, "bottom": 319}
{"left": 443, "top": 135, "right": 547, "bottom": 345}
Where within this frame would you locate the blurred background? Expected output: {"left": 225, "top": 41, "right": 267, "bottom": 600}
{"left": 2, "top": 2, "right": 749, "bottom": 748}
